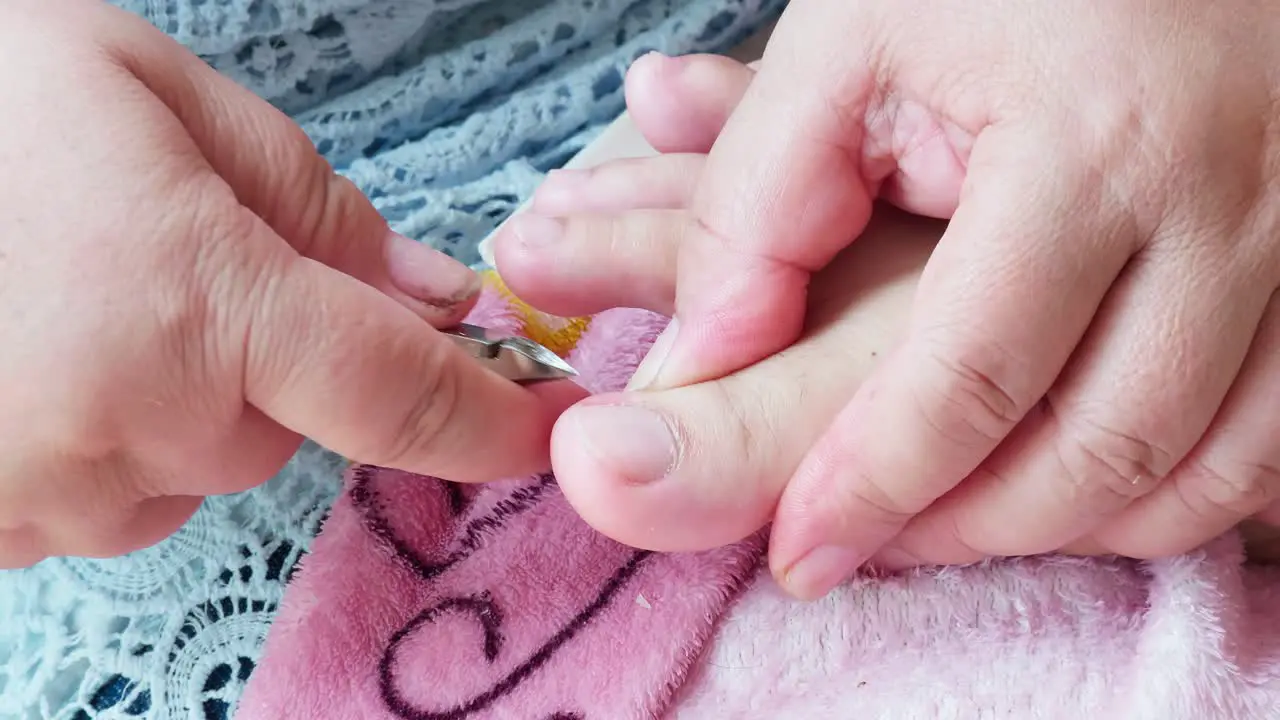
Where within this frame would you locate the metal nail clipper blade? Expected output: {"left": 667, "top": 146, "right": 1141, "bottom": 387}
{"left": 444, "top": 323, "right": 578, "bottom": 384}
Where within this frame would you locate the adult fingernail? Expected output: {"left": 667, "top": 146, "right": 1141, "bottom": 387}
{"left": 626, "top": 318, "right": 678, "bottom": 391}
{"left": 384, "top": 232, "right": 480, "bottom": 305}
{"left": 782, "top": 545, "right": 864, "bottom": 600}
{"left": 572, "top": 403, "right": 677, "bottom": 485}
{"left": 508, "top": 214, "right": 564, "bottom": 249}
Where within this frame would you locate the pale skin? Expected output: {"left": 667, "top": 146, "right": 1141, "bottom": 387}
{"left": 0, "top": 0, "right": 581, "bottom": 567}
{"left": 6, "top": 0, "right": 1280, "bottom": 586}
{"left": 494, "top": 52, "right": 1280, "bottom": 595}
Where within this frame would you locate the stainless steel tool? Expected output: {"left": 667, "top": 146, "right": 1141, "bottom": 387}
{"left": 444, "top": 322, "right": 578, "bottom": 384}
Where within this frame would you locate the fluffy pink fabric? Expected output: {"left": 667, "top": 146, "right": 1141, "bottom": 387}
{"left": 677, "top": 542, "right": 1280, "bottom": 718}
{"left": 237, "top": 291, "right": 1280, "bottom": 720}
{"left": 235, "top": 292, "right": 762, "bottom": 720}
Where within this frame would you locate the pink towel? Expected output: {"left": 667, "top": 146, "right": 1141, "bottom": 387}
{"left": 235, "top": 290, "right": 763, "bottom": 720}
{"left": 677, "top": 541, "right": 1280, "bottom": 718}
{"left": 238, "top": 288, "right": 1280, "bottom": 720}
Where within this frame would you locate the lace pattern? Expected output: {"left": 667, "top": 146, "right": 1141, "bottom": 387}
{"left": 0, "top": 443, "right": 343, "bottom": 719}
{"left": 0, "top": 1, "right": 783, "bottom": 718}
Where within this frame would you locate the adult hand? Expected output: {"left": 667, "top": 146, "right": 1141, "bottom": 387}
{"left": 498, "top": 141, "right": 940, "bottom": 561}
{"left": 503, "top": 135, "right": 1280, "bottom": 574}
{"left": 0, "top": 0, "right": 576, "bottom": 567}
{"left": 496, "top": 41, "right": 1280, "bottom": 596}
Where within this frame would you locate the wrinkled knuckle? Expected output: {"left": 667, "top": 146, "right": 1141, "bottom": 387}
{"left": 940, "top": 511, "right": 991, "bottom": 560}
{"left": 242, "top": 261, "right": 320, "bottom": 404}
{"left": 251, "top": 122, "right": 347, "bottom": 243}
{"left": 294, "top": 166, "right": 379, "bottom": 261}
{"left": 1055, "top": 416, "right": 1170, "bottom": 510}
{"left": 176, "top": 194, "right": 266, "bottom": 381}
{"left": 158, "top": 171, "right": 252, "bottom": 270}
{"left": 842, "top": 478, "right": 917, "bottom": 531}
{"left": 916, "top": 347, "right": 1025, "bottom": 448}
{"left": 371, "top": 341, "right": 464, "bottom": 469}
{"left": 951, "top": 466, "right": 1019, "bottom": 555}
{"left": 178, "top": 177, "right": 269, "bottom": 295}
{"left": 824, "top": 463, "right": 917, "bottom": 533}
{"left": 1185, "top": 457, "right": 1280, "bottom": 515}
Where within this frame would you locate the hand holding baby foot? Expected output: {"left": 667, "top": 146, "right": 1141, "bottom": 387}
{"left": 498, "top": 44, "right": 1280, "bottom": 597}
{"left": 716, "top": 2, "right": 1280, "bottom": 595}
{"left": 0, "top": 1, "right": 574, "bottom": 567}
{"left": 663, "top": 2, "right": 1280, "bottom": 596}
{"left": 500, "top": 161, "right": 939, "bottom": 553}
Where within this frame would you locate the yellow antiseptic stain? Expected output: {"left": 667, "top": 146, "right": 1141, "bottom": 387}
{"left": 478, "top": 269, "right": 590, "bottom": 357}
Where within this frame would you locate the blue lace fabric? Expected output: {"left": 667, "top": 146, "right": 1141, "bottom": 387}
{"left": 0, "top": 1, "right": 783, "bottom": 717}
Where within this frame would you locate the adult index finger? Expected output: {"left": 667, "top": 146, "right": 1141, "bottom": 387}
{"left": 770, "top": 131, "right": 1139, "bottom": 598}
{"left": 630, "top": 0, "right": 882, "bottom": 391}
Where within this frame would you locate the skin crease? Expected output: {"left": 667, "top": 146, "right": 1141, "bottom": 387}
{"left": 8, "top": 0, "right": 1277, "bottom": 589}
{"left": 0, "top": 0, "right": 584, "bottom": 568}
{"left": 495, "top": 50, "right": 1280, "bottom": 598}
{"left": 503, "top": 1, "right": 1280, "bottom": 599}
{"left": 505, "top": 163, "right": 1280, "bottom": 566}
{"left": 504, "top": 195, "right": 940, "bottom": 552}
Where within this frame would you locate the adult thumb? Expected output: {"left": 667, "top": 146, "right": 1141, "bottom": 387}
{"left": 240, "top": 224, "right": 582, "bottom": 482}
{"left": 106, "top": 6, "right": 480, "bottom": 326}
{"left": 93, "top": 7, "right": 579, "bottom": 480}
